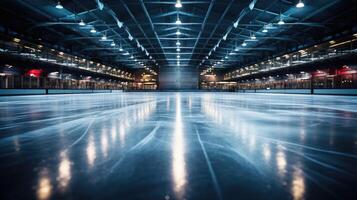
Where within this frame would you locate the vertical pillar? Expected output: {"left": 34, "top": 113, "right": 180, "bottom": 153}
{"left": 310, "top": 75, "right": 314, "bottom": 94}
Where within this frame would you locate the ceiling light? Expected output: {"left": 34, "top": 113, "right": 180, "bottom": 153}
{"left": 176, "top": 30, "right": 181, "bottom": 35}
{"left": 242, "top": 42, "right": 247, "bottom": 47}
{"left": 235, "top": 47, "right": 239, "bottom": 51}
{"left": 175, "top": 18, "right": 182, "bottom": 25}
{"left": 130, "top": 55, "right": 134, "bottom": 59}
{"left": 101, "top": 35, "right": 107, "bottom": 40}
{"left": 111, "top": 42, "right": 116, "bottom": 47}
{"left": 177, "top": 55, "right": 180, "bottom": 58}
{"left": 296, "top": 0, "right": 305, "bottom": 8}
{"left": 251, "top": 34, "right": 256, "bottom": 40}
{"left": 79, "top": 20, "right": 85, "bottom": 26}
{"left": 262, "top": 28, "right": 268, "bottom": 33}
{"left": 56, "top": 1, "right": 63, "bottom": 9}
{"left": 90, "top": 28, "right": 97, "bottom": 33}
{"left": 223, "top": 33, "right": 228, "bottom": 40}
{"left": 117, "top": 20, "right": 123, "bottom": 28}
{"left": 128, "top": 34, "right": 133, "bottom": 41}
{"left": 177, "top": 48, "right": 180, "bottom": 52}
{"left": 119, "top": 47, "right": 123, "bottom": 52}
{"left": 175, "top": 0, "right": 182, "bottom": 8}
{"left": 278, "top": 16, "right": 285, "bottom": 25}
{"left": 225, "top": 55, "right": 228, "bottom": 59}
{"left": 233, "top": 21, "right": 238, "bottom": 28}
{"left": 176, "top": 41, "right": 181, "bottom": 46}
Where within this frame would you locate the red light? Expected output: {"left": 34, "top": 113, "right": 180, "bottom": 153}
{"left": 26, "top": 69, "right": 43, "bottom": 77}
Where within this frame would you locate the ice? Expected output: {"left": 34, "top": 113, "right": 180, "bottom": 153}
{"left": 0, "top": 93, "right": 356, "bottom": 200}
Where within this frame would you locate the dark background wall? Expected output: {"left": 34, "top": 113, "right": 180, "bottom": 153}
{"left": 159, "top": 66, "right": 198, "bottom": 90}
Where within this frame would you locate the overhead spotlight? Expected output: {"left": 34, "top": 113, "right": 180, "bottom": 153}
{"left": 175, "top": 0, "right": 182, "bottom": 8}
{"left": 90, "top": 28, "right": 97, "bottom": 33}
{"left": 225, "top": 55, "right": 228, "bottom": 59}
{"left": 177, "top": 55, "right": 180, "bottom": 58}
{"left": 128, "top": 34, "right": 133, "bottom": 41}
{"left": 111, "top": 42, "right": 116, "bottom": 47}
{"left": 117, "top": 20, "right": 124, "bottom": 28}
{"left": 235, "top": 47, "right": 239, "bottom": 51}
{"left": 262, "top": 28, "right": 268, "bottom": 33}
{"left": 101, "top": 35, "right": 107, "bottom": 40}
{"left": 130, "top": 55, "right": 134, "bottom": 59}
{"left": 79, "top": 20, "right": 86, "bottom": 26}
{"left": 175, "top": 17, "right": 182, "bottom": 25}
{"left": 296, "top": 0, "right": 305, "bottom": 8}
{"left": 233, "top": 21, "right": 238, "bottom": 28}
{"left": 176, "top": 41, "right": 181, "bottom": 46}
{"left": 223, "top": 33, "right": 228, "bottom": 40}
{"left": 176, "top": 30, "right": 181, "bottom": 35}
{"left": 278, "top": 15, "right": 285, "bottom": 25}
{"left": 278, "top": 19, "right": 285, "bottom": 25}
{"left": 119, "top": 47, "right": 123, "bottom": 52}
{"left": 251, "top": 34, "right": 256, "bottom": 40}
{"left": 56, "top": 1, "right": 63, "bottom": 9}
{"left": 242, "top": 42, "right": 247, "bottom": 47}
{"left": 176, "top": 48, "right": 180, "bottom": 52}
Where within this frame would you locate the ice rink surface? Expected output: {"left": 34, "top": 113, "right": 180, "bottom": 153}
{"left": 0, "top": 92, "right": 357, "bottom": 200}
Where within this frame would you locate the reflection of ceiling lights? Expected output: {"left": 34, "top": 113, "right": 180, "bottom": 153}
{"left": 296, "top": 0, "right": 305, "bottom": 8}
{"left": 175, "top": 0, "right": 182, "bottom": 8}
{"left": 56, "top": 1, "right": 63, "bottom": 9}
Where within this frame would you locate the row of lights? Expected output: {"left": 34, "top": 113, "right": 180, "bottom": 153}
{"left": 175, "top": 0, "right": 182, "bottom": 66}
{"left": 56, "top": 1, "right": 157, "bottom": 73}
{"left": 201, "top": 0, "right": 306, "bottom": 73}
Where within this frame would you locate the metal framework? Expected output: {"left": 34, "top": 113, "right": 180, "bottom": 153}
{"left": 0, "top": 0, "right": 356, "bottom": 74}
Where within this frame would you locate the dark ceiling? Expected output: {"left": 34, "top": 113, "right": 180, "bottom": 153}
{"left": 0, "top": 0, "right": 356, "bottom": 72}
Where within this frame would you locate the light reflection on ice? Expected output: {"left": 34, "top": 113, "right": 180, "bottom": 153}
{"left": 172, "top": 94, "right": 187, "bottom": 199}
{"left": 86, "top": 135, "right": 96, "bottom": 167}
{"left": 57, "top": 151, "right": 72, "bottom": 191}
{"left": 37, "top": 168, "right": 52, "bottom": 200}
